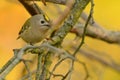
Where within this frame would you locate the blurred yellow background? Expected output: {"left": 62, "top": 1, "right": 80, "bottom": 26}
{"left": 0, "top": 0, "right": 120, "bottom": 80}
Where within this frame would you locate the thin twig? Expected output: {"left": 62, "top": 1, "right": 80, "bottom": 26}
{"left": 78, "top": 61, "right": 89, "bottom": 80}
{"left": 61, "top": 66, "right": 72, "bottom": 80}
{"left": 49, "top": 71, "right": 64, "bottom": 78}
{"left": 73, "top": 0, "right": 94, "bottom": 56}
{"left": 48, "top": 57, "right": 68, "bottom": 79}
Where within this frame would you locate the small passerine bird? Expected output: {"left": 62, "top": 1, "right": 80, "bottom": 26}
{"left": 17, "top": 14, "right": 51, "bottom": 45}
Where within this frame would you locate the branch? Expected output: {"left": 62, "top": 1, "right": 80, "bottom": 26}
{"left": 0, "top": 43, "right": 77, "bottom": 79}
{"left": 49, "top": 0, "right": 90, "bottom": 45}
{"left": 44, "top": 0, "right": 120, "bottom": 44}
{"left": 40, "top": 0, "right": 67, "bottom": 5}
{"left": 35, "top": 53, "right": 43, "bottom": 80}
{"left": 19, "top": 0, "right": 44, "bottom": 15}
{"left": 72, "top": 20, "right": 120, "bottom": 44}
{"left": 0, "top": 45, "right": 32, "bottom": 80}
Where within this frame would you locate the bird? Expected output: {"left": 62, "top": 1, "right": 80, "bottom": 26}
{"left": 17, "top": 14, "right": 51, "bottom": 45}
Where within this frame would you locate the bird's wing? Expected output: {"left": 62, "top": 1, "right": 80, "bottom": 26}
{"left": 17, "top": 19, "right": 31, "bottom": 39}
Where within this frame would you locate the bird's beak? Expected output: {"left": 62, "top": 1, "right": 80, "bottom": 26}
{"left": 45, "top": 23, "right": 51, "bottom": 27}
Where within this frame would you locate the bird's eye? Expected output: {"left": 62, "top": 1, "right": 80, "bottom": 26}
{"left": 41, "top": 20, "right": 45, "bottom": 24}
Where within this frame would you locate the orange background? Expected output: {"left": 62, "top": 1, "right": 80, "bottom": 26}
{"left": 0, "top": 0, "right": 120, "bottom": 80}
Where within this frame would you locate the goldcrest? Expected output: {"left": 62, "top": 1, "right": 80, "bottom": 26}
{"left": 17, "top": 14, "right": 51, "bottom": 44}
